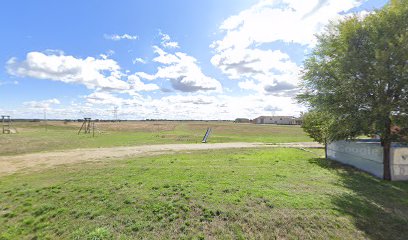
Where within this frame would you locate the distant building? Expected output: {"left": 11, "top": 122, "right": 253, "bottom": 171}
{"left": 234, "top": 118, "right": 250, "bottom": 123}
{"left": 253, "top": 116, "right": 301, "bottom": 125}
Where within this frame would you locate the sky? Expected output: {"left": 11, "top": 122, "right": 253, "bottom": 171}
{"left": 0, "top": 0, "right": 389, "bottom": 120}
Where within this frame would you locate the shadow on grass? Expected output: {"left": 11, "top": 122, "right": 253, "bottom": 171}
{"left": 309, "top": 158, "right": 408, "bottom": 240}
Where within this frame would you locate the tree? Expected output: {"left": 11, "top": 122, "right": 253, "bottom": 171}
{"left": 301, "top": 110, "right": 335, "bottom": 159}
{"left": 298, "top": 0, "right": 408, "bottom": 180}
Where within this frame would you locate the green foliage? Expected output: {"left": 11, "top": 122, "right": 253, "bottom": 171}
{"left": 298, "top": 1, "right": 408, "bottom": 142}
{"left": 301, "top": 111, "right": 334, "bottom": 144}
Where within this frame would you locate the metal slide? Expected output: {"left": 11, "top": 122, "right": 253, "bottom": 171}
{"left": 202, "top": 127, "right": 212, "bottom": 143}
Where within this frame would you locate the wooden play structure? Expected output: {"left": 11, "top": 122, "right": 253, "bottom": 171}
{"left": 2, "top": 115, "right": 17, "bottom": 134}
{"left": 78, "top": 118, "right": 96, "bottom": 136}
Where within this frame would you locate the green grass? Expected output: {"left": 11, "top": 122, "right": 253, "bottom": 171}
{"left": 0, "top": 121, "right": 311, "bottom": 155}
{"left": 0, "top": 148, "right": 407, "bottom": 239}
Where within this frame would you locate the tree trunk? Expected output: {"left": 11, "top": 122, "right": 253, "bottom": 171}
{"left": 324, "top": 143, "right": 328, "bottom": 160}
{"left": 382, "top": 117, "right": 392, "bottom": 181}
{"left": 383, "top": 141, "right": 391, "bottom": 180}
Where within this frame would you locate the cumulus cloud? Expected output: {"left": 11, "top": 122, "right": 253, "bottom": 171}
{"left": 211, "top": 48, "right": 299, "bottom": 80}
{"left": 140, "top": 94, "right": 301, "bottom": 120}
{"left": 11, "top": 92, "right": 305, "bottom": 120}
{"left": 6, "top": 51, "right": 162, "bottom": 95}
{"left": 104, "top": 33, "right": 138, "bottom": 41}
{"left": 239, "top": 78, "right": 298, "bottom": 96}
{"left": 211, "top": 0, "right": 364, "bottom": 95}
{"left": 302, "top": 0, "right": 330, "bottom": 19}
{"left": 23, "top": 98, "right": 60, "bottom": 109}
{"left": 7, "top": 51, "right": 129, "bottom": 91}
{"left": 159, "top": 31, "right": 179, "bottom": 48}
{"left": 137, "top": 46, "right": 222, "bottom": 92}
{"left": 127, "top": 74, "right": 160, "bottom": 92}
{"left": 212, "top": 0, "right": 362, "bottom": 49}
{"left": 81, "top": 93, "right": 291, "bottom": 120}
{"left": 85, "top": 92, "right": 127, "bottom": 106}
{"left": 238, "top": 80, "right": 263, "bottom": 93}
{"left": 264, "top": 81, "right": 298, "bottom": 96}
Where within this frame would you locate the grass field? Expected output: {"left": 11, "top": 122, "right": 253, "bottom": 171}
{"left": 0, "top": 121, "right": 311, "bottom": 155}
{"left": 1, "top": 148, "right": 407, "bottom": 239}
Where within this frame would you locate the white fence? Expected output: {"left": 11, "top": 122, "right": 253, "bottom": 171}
{"left": 327, "top": 140, "right": 408, "bottom": 181}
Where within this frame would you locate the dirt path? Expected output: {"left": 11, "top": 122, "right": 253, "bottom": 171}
{"left": 0, "top": 142, "right": 321, "bottom": 176}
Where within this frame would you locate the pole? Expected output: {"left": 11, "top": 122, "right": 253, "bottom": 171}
{"left": 78, "top": 121, "right": 85, "bottom": 134}
{"left": 44, "top": 109, "right": 47, "bottom": 132}
{"left": 113, "top": 106, "right": 118, "bottom": 122}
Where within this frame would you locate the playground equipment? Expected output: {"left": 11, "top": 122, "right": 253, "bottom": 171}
{"left": 2, "top": 115, "right": 17, "bottom": 134}
{"left": 78, "top": 118, "right": 97, "bottom": 137}
{"left": 202, "top": 127, "right": 212, "bottom": 143}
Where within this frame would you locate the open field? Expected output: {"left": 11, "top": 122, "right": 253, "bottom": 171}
{"left": 1, "top": 148, "right": 408, "bottom": 239}
{"left": 0, "top": 142, "right": 322, "bottom": 176}
{"left": 0, "top": 121, "right": 311, "bottom": 155}
{"left": 1, "top": 121, "right": 406, "bottom": 239}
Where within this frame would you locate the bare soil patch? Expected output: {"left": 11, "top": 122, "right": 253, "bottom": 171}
{"left": 0, "top": 142, "right": 321, "bottom": 176}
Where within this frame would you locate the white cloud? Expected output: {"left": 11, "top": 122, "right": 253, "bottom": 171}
{"left": 162, "top": 41, "right": 179, "bottom": 48}
{"left": 85, "top": 92, "right": 127, "bottom": 106}
{"left": 104, "top": 33, "right": 138, "bottom": 41}
{"left": 161, "top": 95, "right": 216, "bottom": 105}
{"left": 212, "top": 47, "right": 301, "bottom": 96}
{"left": 213, "top": 0, "right": 363, "bottom": 49}
{"left": 238, "top": 80, "right": 261, "bottom": 92}
{"left": 135, "top": 71, "right": 156, "bottom": 81}
{"left": 210, "top": 48, "right": 299, "bottom": 84}
{"left": 84, "top": 92, "right": 302, "bottom": 120}
{"left": 7, "top": 51, "right": 129, "bottom": 91}
{"left": 11, "top": 91, "right": 305, "bottom": 120}
{"left": 134, "top": 94, "right": 303, "bottom": 120}
{"left": 127, "top": 74, "right": 160, "bottom": 92}
{"left": 132, "top": 58, "right": 147, "bottom": 64}
{"left": 138, "top": 46, "right": 222, "bottom": 92}
{"left": 100, "top": 50, "right": 115, "bottom": 60}
{"left": 159, "top": 31, "right": 179, "bottom": 48}
{"left": 152, "top": 46, "right": 180, "bottom": 64}
{"left": 23, "top": 98, "right": 60, "bottom": 109}
{"left": 211, "top": 0, "right": 364, "bottom": 96}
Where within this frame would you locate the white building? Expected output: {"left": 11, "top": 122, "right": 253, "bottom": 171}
{"left": 253, "top": 116, "right": 300, "bottom": 125}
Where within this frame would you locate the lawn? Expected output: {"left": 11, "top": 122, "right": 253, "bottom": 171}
{"left": 0, "top": 121, "right": 311, "bottom": 155}
{"left": 0, "top": 148, "right": 407, "bottom": 239}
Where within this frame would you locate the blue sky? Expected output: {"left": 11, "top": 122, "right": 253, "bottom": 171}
{"left": 0, "top": 0, "right": 389, "bottom": 119}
